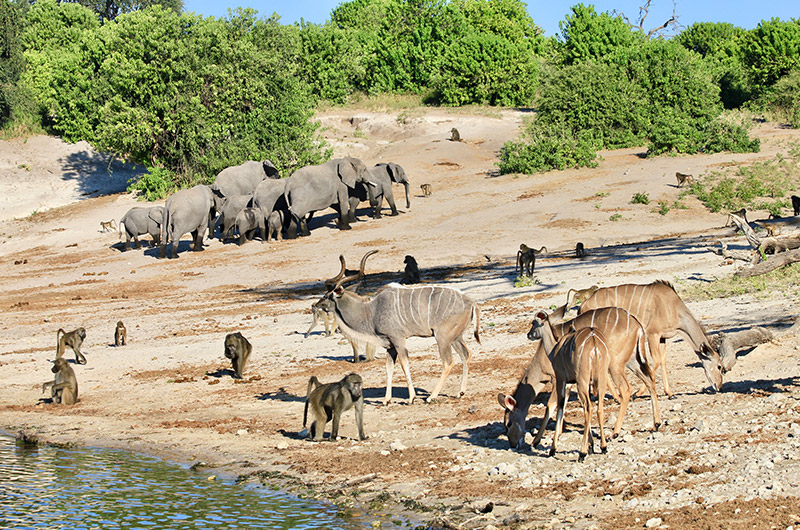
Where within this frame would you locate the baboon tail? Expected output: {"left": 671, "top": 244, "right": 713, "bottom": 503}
{"left": 303, "top": 400, "right": 309, "bottom": 428}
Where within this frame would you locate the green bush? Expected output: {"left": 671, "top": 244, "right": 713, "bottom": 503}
{"left": 756, "top": 68, "right": 800, "bottom": 127}
{"left": 498, "top": 122, "right": 599, "bottom": 174}
{"left": 128, "top": 165, "right": 176, "bottom": 201}
{"left": 557, "top": 3, "right": 640, "bottom": 65}
{"left": 741, "top": 18, "right": 800, "bottom": 95}
{"left": 631, "top": 192, "right": 650, "bottom": 205}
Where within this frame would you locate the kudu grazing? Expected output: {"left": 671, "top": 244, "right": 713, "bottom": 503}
{"left": 318, "top": 261, "right": 481, "bottom": 405}
{"left": 579, "top": 280, "right": 723, "bottom": 397}
{"left": 546, "top": 327, "right": 611, "bottom": 461}
{"left": 499, "top": 307, "right": 661, "bottom": 450}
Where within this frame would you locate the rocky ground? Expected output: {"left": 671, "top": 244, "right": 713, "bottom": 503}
{"left": 1, "top": 107, "right": 800, "bottom": 529}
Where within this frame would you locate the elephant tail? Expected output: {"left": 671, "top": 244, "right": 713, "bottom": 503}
{"left": 118, "top": 219, "right": 124, "bottom": 241}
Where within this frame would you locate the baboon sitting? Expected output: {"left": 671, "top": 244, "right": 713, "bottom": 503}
{"left": 42, "top": 358, "right": 78, "bottom": 405}
{"left": 114, "top": 321, "right": 127, "bottom": 347}
{"left": 224, "top": 332, "right": 252, "bottom": 379}
{"left": 575, "top": 242, "right": 586, "bottom": 258}
{"left": 303, "top": 373, "right": 366, "bottom": 441}
{"left": 401, "top": 255, "right": 420, "bottom": 284}
{"left": 792, "top": 195, "right": 800, "bottom": 217}
{"left": 449, "top": 127, "right": 462, "bottom": 142}
{"left": 675, "top": 172, "right": 693, "bottom": 187}
{"left": 516, "top": 244, "right": 547, "bottom": 277}
{"left": 56, "top": 328, "right": 87, "bottom": 365}
{"left": 420, "top": 183, "right": 432, "bottom": 197}
{"left": 100, "top": 219, "right": 116, "bottom": 232}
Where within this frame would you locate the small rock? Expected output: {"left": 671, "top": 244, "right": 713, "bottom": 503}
{"left": 275, "top": 440, "right": 289, "bottom": 450}
{"left": 390, "top": 440, "right": 407, "bottom": 451}
{"left": 645, "top": 517, "right": 662, "bottom": 527}
{"left": 380, "top": 450, "right": 390, "bottom": 456}
{"left": 625, "top": 498, "right": 639, "bottom": 508}
{"left": 622, "top": 434, "right": 634, "bottom": 443}
{"left": 236, "top": 429, "right": 248, "bottom": 436}
{"left": 692, "top": 419, "right": 704, "bottom": 432}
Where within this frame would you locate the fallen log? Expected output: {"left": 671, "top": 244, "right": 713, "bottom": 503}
{"left": 734, "top": 247, "right": 800, "bottom": 277}
{"left": 707, "top": 241, "right": 755, "bottom": 263}
{"left": 713, "top": 327, "right": 774, "bottom": 372}
{"left": 758, "top": 235, "right": 800, "bottom": 255}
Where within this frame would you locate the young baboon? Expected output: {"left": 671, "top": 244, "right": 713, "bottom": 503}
{"left": 303, "top": 373, "right": 366, "bottom": 441}
{"left": 726, "top": 207, "right": 748, "bottom": 227}
{"left": 566, "top": 285, "right": 599, "bottom": 308}
{"left": 516, "top": 244, "right": 547, "bottom": 277}
{"left": 792, "top": 195, "right": 800, "bottom": 217}
{"left": 449, "top": 127, "right": 462, "bottom": 142}
{"left": 675, "top": 172, "right": 693, "bottom": 187}
{"left": 114, "top": 321, "right": 127, "bottom": 347}
{"left": 401, "top": 255, "right": 420, "bottom": 284}
{"left": 42, "top": 358, "right": 78, "bottom": 405}
{"left": 420, "top": 183, "right": 432, "bottom": 197}
{"left": 56, "top": 328, "right": 87, "bottom": 365}
{"left": 305, "top": 299, "right": 338, "bottom": 338}
{"left": 224, "top": 332, "right": 252, "bottom": 379}
{"left": 575, "top": 242, "right": 586, "bottom": 258}
{"left": 100, "top": 219, "right": 116, "bottom": 232}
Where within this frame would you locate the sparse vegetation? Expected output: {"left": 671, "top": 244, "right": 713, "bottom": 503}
{"left": 514, "top": 275, "right": 541, "bottom": 288}
{"left": 610, "top": 213, "right": 622, "bottom": 221}
{"left": 683, "top": 263, "right": 800, "bottom": 301}
{"left": 656, "top": 201, "right": 670, "bottom": 215}
{"left": 631, "top": 192, "right": 650, "bottom": 205}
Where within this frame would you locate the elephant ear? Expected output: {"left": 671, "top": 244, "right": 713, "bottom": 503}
{"left": 337, "top": 158, "right": 358, "bottom": 188}
{"left": 262, "top": 160, "right": 280, "bottom": 179}
{"left": 148, "top": 207, "right": 164, "bottom": 224}
{"left": 387, "top": 163, "right": 404, "bottom": 183}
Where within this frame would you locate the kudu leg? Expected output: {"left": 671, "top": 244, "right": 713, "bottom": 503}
{"left": 532, "top": 389, "right": 557, "bottom": 447}
{"left": 596, "top": 367, "right": 608, "bottom": 454}
{"left": 608, "top": 368, "right": 632, "bottom": 439}
{"left": 578, "top": 386, "right": 593, "bottom": 462}
{"left": 630, "top": 365, "right": 661, "bottom": 430}
{"left": 427, "top": 337, "right": 457, "bottom": 402}
{"left": 387, "top": 340, "right": 416, "bottom": 405}
{"left": 383, "top": 347, "right": 397, "bottom": 405}
{"left": 452, "top": 337, "right": 472, "bottom": 397}
{"left": 549, "top": 381, "right": 568, "bottom": 457}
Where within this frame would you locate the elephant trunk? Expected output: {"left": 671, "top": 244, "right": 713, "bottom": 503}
{"left": 403, "top": 182, "right": 410, "bottom": 209}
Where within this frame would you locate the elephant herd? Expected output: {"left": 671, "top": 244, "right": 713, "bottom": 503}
{"left": 117, "top": 157, "right": 411, "bottom": 258}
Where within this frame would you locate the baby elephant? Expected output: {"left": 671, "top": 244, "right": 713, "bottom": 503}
{"left": 224, "top": 332, "right": 252, "bottom": 379}
{"left": 267, "top": 210, "right": 284, "bottom": 241}
{"left": 233, "top": 208, "right": 266, "bottom": 245}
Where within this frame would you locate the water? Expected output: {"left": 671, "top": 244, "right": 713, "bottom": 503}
{"left": 0, "top": 435, "right": 382, "bottom": 530}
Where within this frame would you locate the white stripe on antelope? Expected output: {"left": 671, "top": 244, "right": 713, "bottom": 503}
{"left": 320, "top": 279, "right": 480, "bottom": 405}
{"left": 579, "top": 280, "right": 723, "bottom": 397}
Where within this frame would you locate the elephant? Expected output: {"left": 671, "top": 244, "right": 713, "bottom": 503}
{"left": 159, "top": 184, "right": 216, "bottom": 258}
{"left": 216, "top": 194, "right": 252, "bottom": 241}
{"left": 233, "top": 207, "right": 266, "bottom": 245}
{"left": 266, "top": 210, "right": 284, "bottom": 241}
{"left": 346, "top": 162, "right": 411, "bottom": 221}
{"left": 118, "top": 206, "right": 164, "bottom": 250}
{"left": 211, "top": 160, "right": 279, "bottom": 210}
{"left": 283, "top": 157, "right": 375, "bottom": 238}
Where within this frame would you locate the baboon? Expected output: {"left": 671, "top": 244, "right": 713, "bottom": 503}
{"left": 305, "top": 299, "right": 338, "bottom": 338}
{"left": 303, "top": 373, "right": 366, "bottom": 441}
{"left": 449, "top": 128, "right": 462, "bottom": 142}
{"left": 56, "top": 328, "right": 87, "bottom": 365}
{"left": 576, "top": 242, "right": 586, "bottom": 258}
{"left": 401, "top": 255, "right": 420, "bottom": 284}
{"left": 114, "top": 321, "right": 127, "bottom": 347}
{"left": 42, "top": 358, "right": 78, "bottom": 405}
{"left": 224, "top": 332, "right": 252, "bottom": 379}
{"left": 420, "top": 183, "right": 432, "bottom": 197}
{"left": 675, "top": 172, "right": 693, "bottom": 187}
{"left": 566, "top": 285, "right": 599, "bottom": 308}
{"left": 792, "top": 195, "right": 800, "bottom": 216}
{"left": 100, "top": 219, "right": 116, "bottom": 232}
{"left": 516, "top": 244, "right": 547, "bottom": 277}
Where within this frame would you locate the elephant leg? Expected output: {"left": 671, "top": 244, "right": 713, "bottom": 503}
{"left": 124, "top": 232, "right": 132, "bottom": 251}
{"left": 287, "top": 213, "right": 299, "bottom": 239}
{"left": 133, "top": 234, "right": 141, "bottom": 249}
{"left": 386, "top": 190, "right": 399, "bottom": 216}
{"left": 191, "top": 229, "right": 203, "bottom": 251}
{"left": 301, "top": 216, "right": 311, "bottom": 236}
{"left": 337, "top": 195, "right": 352, "bottom": 230}
{"left": 348, "top": 196, "right": 360, "bottom": 223}
{"left": 370, "top": 195, "right": 383, "bottom": 219}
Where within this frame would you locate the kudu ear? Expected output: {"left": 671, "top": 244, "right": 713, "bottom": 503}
{"left": 534, "top": 311, "right": 548, "bottom": 320}
{"left": 333, "top": 286, "right": 345, "bottom": 295}
{"left": 497, "top": 393, "right": 516, "bottom": 411}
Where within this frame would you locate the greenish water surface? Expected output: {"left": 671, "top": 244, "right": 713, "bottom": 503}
{"left": 0, "top": 435, "right": 389, "bottom": 529}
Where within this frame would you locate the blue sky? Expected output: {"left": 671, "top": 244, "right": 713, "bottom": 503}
{"left": 182, "top": 1, "right": 797, "bottom": 37}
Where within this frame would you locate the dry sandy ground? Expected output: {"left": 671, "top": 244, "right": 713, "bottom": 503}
{"left": 2, "top": 108, "right": 800, "bottom": 529}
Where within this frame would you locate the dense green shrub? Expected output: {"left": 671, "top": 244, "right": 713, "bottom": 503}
{"left": 498, "top": 122, "right": 598, "bottom": 174}
{"left": 0, "top": 0, "right": 26, "bottom": 127}
{"left": 22, "top": 3, "right": 325, "bottom": 194}
{"left": 557, "top": 3, "right": 640, "bottom": 65}
{"left": 755, "top": 68, "right": 800, "bottom": 127}
{"left": 677, "top": 22, "right": 751, "bottom": 108}
{"left": 298, "top": 22, "right": 363, "bottom": 104}
{"left": 741, "top": 18, "right": 800, "bottom": 95}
